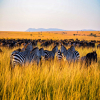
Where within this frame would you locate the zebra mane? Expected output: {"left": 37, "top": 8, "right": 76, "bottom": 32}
{"left": 60, "top": 45, "right": 68, "bottom": 56}
{"left": 30, "top": 47, "right": 40, "bottom": 59}
{"left": 15, "top": 48, "right": 22, "bottom": 52}
{"left": 69, "top": 46, "right": 75, "bottom": 52}
{"left": 24, "top": 43, "right": 29, "bottom": 49}
{"left": 52, "top": 45, "right": 58, "bottom": 53}
{"left": 61, "top": 45, "right": 67, "bottom": 51}
{"left": 39, "top": 48, "right": 44, "bottom": 51}
{"left": 52, "top": 45, "right": 57, "bottom": 50}
{"left": 24, "top": 42, "right": 33, "bottom": 51}
{"left": 39, "top": 48, "right": 45, "bottom": 56}
{"left": 31, "top": 47, "right": 38, "bottom": 52}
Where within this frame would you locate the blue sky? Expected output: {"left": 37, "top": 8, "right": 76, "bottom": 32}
{"left": 0, "top": 0, "right": 100, "bottom": 31}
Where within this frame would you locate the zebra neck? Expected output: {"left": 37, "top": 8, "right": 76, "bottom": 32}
{"left": 63, "top": 49, "right": 68, "bottom": 56}
{"left": 66, "top": 49, "right": 72, "bottom": 55}
{"left": 22, "top": 49, "right": 30, "bottom": 56}
{"left": 52, "top": 49, "right": 57, "bottom": 54}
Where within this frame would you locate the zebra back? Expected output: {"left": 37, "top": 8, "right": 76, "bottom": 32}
{"left": 10, "top": 43, "right": 33, "bottom": 68}
{"left": 11, "top": 52, "right": 26, "bottom": 68}
{"left": 44, "top": 45, "right": 58, "bottom": 60}
{"left": 66, "top": 46, "right": 80, "bottom": 61}
{"left": 60, "top": 45, "right": 80, "bottom": 61}
{"left": 66, "top": 48, "right": 73, "bottom": 61}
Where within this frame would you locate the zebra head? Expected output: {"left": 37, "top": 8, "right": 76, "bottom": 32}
{"left": 60, "top": 45, "right": 67, "bottom": 54}
{"left": 56, "top": 50, "right": 63, "bottom": 60}
{"left": 70, "top": 46, "right": 75, "bottom": 52}
{"left": 24, "top": 42, "right": 33, "bottom": 52}
{"left": 52, "top": 45, "right": 58, "bottom": 54}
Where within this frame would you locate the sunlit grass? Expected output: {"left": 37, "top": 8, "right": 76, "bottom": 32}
{"left": 0, "top": 31, "right": 100, "bottom": 40}
{"left": 0, "top": 46, "right": 100, "bottom": 100}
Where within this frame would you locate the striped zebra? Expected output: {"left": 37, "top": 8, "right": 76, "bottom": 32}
{"left": 10, "top": 43, "right": 33, "bottom": 68}
{"left": 56, "top": 50, "right": 63, "bottom": 60}
{"left": 10, "top": 48, "right": 22, "bottom": 57}
{"left": 26, "top": 47, "right": 46, "bottom": 65}
{"left": 27, "top": 47, "right": 41, "bottom": 65}
{"left": 39, "top": 48, "right": 45, "bottom": 58}
{"left": 60, "top": 45, "right": 80, "bottom": 62}
{"left": 44, "top": 45, "right": 58, "bottom": 60}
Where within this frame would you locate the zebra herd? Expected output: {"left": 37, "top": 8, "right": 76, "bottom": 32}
{"left": 10, "top": 42, "right": 97, "bottom": 68}
{"left": 59, "top": 45, "right": 80, "bottom": 61}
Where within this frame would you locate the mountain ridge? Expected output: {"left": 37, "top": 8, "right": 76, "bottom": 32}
{"left": 26, "top": 28, "right": 66, "bottom": 32}
{"left": 26, "top": 28, "right": 98, "bottom": 32}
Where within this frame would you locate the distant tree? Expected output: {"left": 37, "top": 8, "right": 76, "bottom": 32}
{"left": 73, "top": 34, "right": 75, "bottom": 36}
{"left": 90, "top": 33, "right": 93, "bottom": 35}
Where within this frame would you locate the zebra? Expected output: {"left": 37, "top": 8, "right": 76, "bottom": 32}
{"left": 69, "top": 45, "right": 75, "bottom": 52}
{"left": 56, "top": 50, "right": 63, "bottom": 60}
{"left": 10, "top": 43, "right": 33, "bottom": 68}
{"left": 39, "top": 48, "right": 45, "bottom": 58}
{"left": 26, "top": 47, "right": 47, "bottom": 65}
{"left": 27, "top": 47, "right": 41, "bottom": 65}
{"left": 44, "top": 45, "right": 58, "bottom": 60}
{"left": 10, "top": 48, "right": 22, "bottom": 57}
{"left": 60, "top": 45, "right": 80, "bottom": 62}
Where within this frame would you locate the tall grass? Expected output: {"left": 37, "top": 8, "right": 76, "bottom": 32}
{"left": 0, "top": 46, "right": 100, "bottom": 100}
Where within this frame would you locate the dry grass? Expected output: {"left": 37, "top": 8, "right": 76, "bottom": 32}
{"left": 0, "top": 31, "right": 100, "bottom": 40}
{"left": 0, "top": 31, "right": 100, "bottom": 99}
{"left": 0, "top": 46, "right": 100, "bottom": 100}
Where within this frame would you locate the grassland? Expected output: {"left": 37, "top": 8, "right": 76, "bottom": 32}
{"left": 0, "top": 31, "right": 100, "bottom": 40}
{"left": 0, "top": 45, "right": 100, "bottom": 100}
{"left": 0, "top": 31, "right": 100, "bottom": 100}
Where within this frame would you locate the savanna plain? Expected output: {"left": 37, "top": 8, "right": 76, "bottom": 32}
{"left": 0, "top": 31, "right": 100, "bottom": 100}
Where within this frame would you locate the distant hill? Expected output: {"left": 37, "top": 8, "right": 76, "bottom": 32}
{"left": 26, "top": 28, "right": 99, "bottom": 32}
{"left": 82, "top": 29, "right": 96, "bottom": 31}
{"left": 26, "top": 28, "right": 66, "bottom": 32}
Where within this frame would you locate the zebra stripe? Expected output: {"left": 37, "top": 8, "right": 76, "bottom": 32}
{"left": 44, "top": 51, "right": 50, "bottom": 60}
{"left": 61, "top": 45, "right": 80, "bottom": 61}
{"left": 56, "top": 50, "right": 62, "bottom": 60}
{"left": 43, "top": 45, "right": 58, "bottom": 60}
{"left": 29, "top": 47, "right": 40, "bottom": 63}
{"left": 70, "top": 46, "right": 75, "bottom": 52}
{"left": 11, "top": 52, "right": 26, "bottom": 67}
{"left": 73, "top": 50, "right": 80, "bottom": 60}
{"left": 10, "top": 43, "right": 33, "bottom": 68}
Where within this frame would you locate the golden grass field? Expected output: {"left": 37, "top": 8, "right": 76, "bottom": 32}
{"left": 0, "top": 31, "right": 100, "bottom": 40}
{"left": 0, "top": 31, "right": 100, "bottom": 100}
